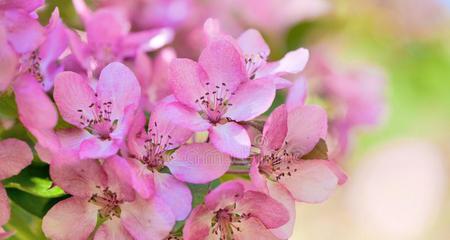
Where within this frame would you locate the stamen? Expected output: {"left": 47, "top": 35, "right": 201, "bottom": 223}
{"left": 89, "top": 187, "right": 123, "bottom": 220}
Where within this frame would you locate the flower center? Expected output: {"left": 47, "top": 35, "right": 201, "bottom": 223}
{"left": 195, "top": 82, "right": 235, "bottom": 124}
{"left": 258, "top": 144, "right": 300, "bottom": 181}
{"left": 244, "top": 52, "right": 268, "bottom": 80}
{"left": 89, "top": 187, "right": 123, "bottom": 220}
{"left": 21, "top": 50, "right": 44, "bottom": 82}
{"left": 77, "top": 98, "right": 116, "bottom": 140}
{"left": 211, "top": 205, "right": 250, "bottom": 239}
{"left": 136, "top": 122, "right": 173, "bottom": 172}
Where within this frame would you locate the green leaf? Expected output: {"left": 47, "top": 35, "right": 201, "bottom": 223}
{"left": 188, "top": 179, "right": 220, "bottom": 208}
{"left": 4, "top": 202, "right": 46, "bottom": 240}
{"left": 3, "top": 164, "right": 65, "bottom": 198}
{"left": 0, "top": 92, "right": 17, "bottom": 119}
{"left": 302, "top": 139, "right": 328, "bottom": 160}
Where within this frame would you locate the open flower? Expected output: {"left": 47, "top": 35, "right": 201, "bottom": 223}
{"left": 123, "top": 102, "right": 230, "bottom": 220}
{"left": 169, "top": 36, "right": 276, "bottom": 158}
{"left": 53, "top": 62, "right": 141, "bottom": 159}
{"left": 183, "top": 180, "right": 289, "bottom": 240}
{"left": 250, "top": 104, "right": 347, "bottom": 203}
{"left": 0, "top": 139, "right": 33, "bottom": 234}
{"left": 43, "top": 153, "right": 175, "bottom": 240}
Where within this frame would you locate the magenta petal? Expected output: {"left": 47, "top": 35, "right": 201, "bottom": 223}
{"left": 3, "top": 10, "right": 45, "bottom": 53}
{"left": 0, "top": 185, "right": 10, "bottom": 226}
{"left": 204, "top": 181, "right": 245, "bottom": 210}
{"left": 183, "top": 205, "right": 213, "bottom": 240}
{"left": 224, "top": 77, "right": 276, "bottom": 122}
{"left": 86, "top": 9, "right": 129, "bottom": 49}
{"left": 94, "top": 218, "right": 132, "bottom": 240}
{"left": 167, "top": 143, "right": 231, "bottom": 184}
{"left": 0, "top": 27, "right": 17, "bottom": 92}
{"left": 169, "top": 58, "right": 207, "bottom": 110}
{"left": 266, "top": 182, "right": 296, "bottom": 239}
{"left": 198, "top": 37, "right": 247, "bottom": 92}
{"left": 120, "top": 28, "right": 174, "bottom": 56}
{"left": 278, "top": 160, "right": 341, "bottom": 203}
{"left": 0, "top": 139, "right": 33, "bottom": 180}
{"left": 42, "top": 197, "right": 98, "bottom": 240}
{"left": 72, "top": 0, "right": 92, "bottom": 22}
{"left": 121, "top": 197, "right": 175, "bottom": 240}
{"left": 96, "top": 62, "right": 141, "bottom": 120}
{"left": 238, "top": 29, "right": 270, "bottom": 58}
{"left": 286, "top": 77, "right": 307, "bottom": 111}
{"left": 66, "top": 30, "right": 91, "bottom": 70}
{"left": 154, "top": 172, "right": 192, "bottom": 221}
{"left": 209, "top": 122, "right": 251, "bottom": 158}
{"left": 262, "top": 104, "right": 288, "bottom": 151}
{"left": 0, "top": 0, "right": 44, "bottom": 12}
{"left": 237, "top": 191, "right": 289, "bottom": 229}
{"left": 233, "top": 217, "right": 279, "bottom": 240}
{"left": 53, "top": 71, "right": 96, "bottom": 128}
{"left": 285, "top": 105, "right": 328, "bottom": 155}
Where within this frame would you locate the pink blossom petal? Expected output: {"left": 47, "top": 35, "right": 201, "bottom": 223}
{"left": 3, "top": 10, "right": 45, "bottom": 53}
{"left": 224, "top": 77, "right": 276, "bottom": 122}
{"left": 237, "top": 191, "right": 289, "bottom": 229}
{"left": 209, "top": 122, "right": 251, "bottom": 158}
{"left": 0, "top": 185, "right": 10, "bottom": 226}
{"left": 154, "top": 172, "right": 192, "bottom": 220}
{"left": 183, "top": 205, "right": 214, "bottom": 240}
{"left": 0, "top": 227, "right": 12, "bottom": 240}
{"left": 258, "top": 48, "right": 309, "bottom": 77}
{"left": 79, "top": 137, "right": 120, "bottom": 159}
{"left": 286, "top": 77, "right": 307, "bottom": 111}
{"left": 66, "top": 30, "right": 91, "bottom": 70}
{"left": 204, "top": 181, "right": 245, "bottom": 210}
{"left": 249, "top": 159, "right": 269, "bottom": 193}
{"left": 0, "top": 27, "right": 17, "bottom": 92}
{"left": 96, "top": 62, "right": 141, "bottom": 120}
{"left": 169, "top": 58, "right": 207, "bottom": 110}
{"left": 167, "top": 143, "right": 231, "bottom": 184}
{"left": 50, "top": 152, "right": 107, "bottom": 197}
{"left": 203, "top": 18, "right": 221, "bottom": 40}
{"left": 121, "top": 197, "right": 175, "bottom": 240}
{"left": 262, "top": 104, "right": 288, "bottom": 151}
{"left": 120, "top": 28, "right": 174, "bottom": 56}
{"left": 42, "top": 197, "right": 98, "bottom": 240}
{"left": 233, "top": 217, "right": 279, "bottom": 240}
{"left": 198, "top": 38, "right": 247, "bottom": 92}
{"left": 0, "top": 0, "right": 44, "bottom": 12}
{"left": 94, "top": 218, "right": 132, "bottom": 240}
{"left": 238, "top": 29, "right": 270, "bottom": 58}
{"left": 278, "top": 160, "right": 341, "bottom": 203}
{"left": 86, "top": 9, "right": 129, "bottom": 49}
{"left": 272, "top": 76, "right": 293, "bottom": 89}
{"left": 102, "top": 156, "right": 139, "bottom": 202}
{"left": 53, "top": 71, "right": 96, "bottom": 128}
{"left": 72, "top": 0, "right": 92, "bottom": 22}
{"left": 123, "top": 159, "right": 154, "bottom": 199}
{"left": 266, "top": 182, "right": 296, "bottom": 239}
{"left": 285, "top": 105, "right": 328, "bottom": 155}
{"left": 0, "top": 139, "right": 32, "bottom": 180}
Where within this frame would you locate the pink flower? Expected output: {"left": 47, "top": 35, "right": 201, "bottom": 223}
{"left": 169, "top": 36, "right": 277, "bottom": 158}
{"left": 250, "top": 104, "right": 347, "bottom": 203}
{"left": 68, "top": 1, "right": 173, "bottom": 75}
{"left": 53, "top": 62, "right": 141, "bottom": 159}
{"left": 183, "top": 180, "right": 289, "bottom": 240}
{"left": 0, "top": 139, "right": 33, "bottom": 232}
{"left": 43, "top": 153, "right": 175, "bottom": 240}
{"left": 123, "top": 103, "right": 231, "bottom": 220}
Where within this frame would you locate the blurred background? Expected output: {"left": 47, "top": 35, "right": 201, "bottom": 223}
{"left": 6, "top": 0, "right": 450, "bottom": 239}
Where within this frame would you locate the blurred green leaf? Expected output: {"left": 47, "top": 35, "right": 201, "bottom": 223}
{"left": 4, "top": 202, "right": 46, "bottom": 240}
{"left": 0, "top": 92, "right": 17, "bottom": 120}
{"left": 302, "top": 139, "right": 328, "bottom": 160}
{"left": 188, "top": 180, "right": 220, "bottom": 208}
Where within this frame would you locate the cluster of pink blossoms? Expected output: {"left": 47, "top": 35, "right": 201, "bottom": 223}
{"left": 0, "top": 0, "right": 354, "bottom": 239}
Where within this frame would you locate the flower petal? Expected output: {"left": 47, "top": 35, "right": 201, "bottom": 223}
{"left": 96, "top": 62, "right": 141, "bottom": 120}
{"left": 236, "top": 191, "right": 289, "bottom": 229}
{"left": 120, "top": 28, "right": 174, "bottom": 56}
{"left": 285, "top": 105, "right": 328, "bottom": 155}
{"left": 233, "top": 217, "right": 279, "bottom": 240}
{"left": 0, "top": 27, "right": 17, "bottom": 92}
{"left": 183, "top": 204, "right": 214, "bottom": 240}
{"left": 121, "top": 197, "right": 175, "bottom": 240}
{"left": 209, "top": 122, "right": 251, "bottom": 158}
{"left": 169, "top": 58, "right": 207, "bottom": 110}
{"left": 0, "top": 139, "right": 33, "bottom": 180}
{"left": 0, "top": 185, "right": 10, "bottom": 226}
{"left": 53, "top": 71, "right": 96, "bottom": 128}
{"left": 167, "top": 143, "right": 231, "bottom": 184}
{"left": 42, "top": 197, "right": 98, "bottom": 240}
{"left": 94, "top": 218, "right": 132, "bottom": 240}
{"left": 266, "top": 182, "right": 296, "bottom": 239}
{"left": 224, "top": 77, "right": 276, "bottom": 122}
{"left": 278, "top": 160, "right": 341, "bottom": 203}
{"left": 238, "top": 29, "right": 270, "bottom": 59}
{"left": 79, "top": 137, "right": 120, "bottom": 160}
{"left": 262, "top": 104, "right": 288, "bottom": 151}
{"left": 85, "top": 9, "right": 129, "bottom": 49}
{"left": 154, "top": 172, "right": 192, "bottom": 221}
{"left": 3, "top": 10, "right": 45, "bottom": 53}
{"left": 204, "top": 181, "right": 245, "bottom": 210}
{"left": 199, "top": 37, "right": 247, "bottom": 92}
{"left": 257, "top": 48, "right": 309, "bottom": 77}
{"left": 286, "top": 77, "right": 307, "bottom": 111}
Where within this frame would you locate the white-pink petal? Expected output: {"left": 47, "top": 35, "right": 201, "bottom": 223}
{"left": 209, "top": 122, "right": 251, "bottom": 158}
